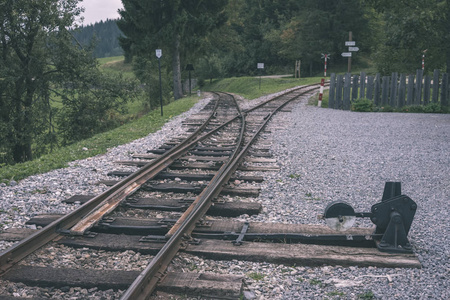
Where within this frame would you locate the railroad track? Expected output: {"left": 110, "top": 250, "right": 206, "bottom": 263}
{"left": 0, "top": 83, "right": 420, "bottom": 299}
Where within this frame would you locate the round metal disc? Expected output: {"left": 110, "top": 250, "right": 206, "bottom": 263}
{"left": 325, "top": 216, "right": 356, "bottom": 231}
{"left": 324, "top": 201, "right": 356, "bottom": 231}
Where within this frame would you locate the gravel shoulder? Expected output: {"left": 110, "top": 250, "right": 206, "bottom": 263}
{"left": 0, "top": 90, "right": 449, "bottom": 299}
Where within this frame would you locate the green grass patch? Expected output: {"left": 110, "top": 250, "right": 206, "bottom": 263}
{"left": 98, "top": 56, "right": 135, "bottom": 79}
{"left": 201, "top": 76, "right": 322, "bottom": 100}
{"left": 0, "top": 96, "right": 199, "bottom": 183}
{"left": 247, "top": 272, "right": 266, "bottom": 281}
{"left": 358, "top": 290, "right": 375, "bottom": 299}
{"left": 98, "top": 56, "right": 126, "bottom": 66}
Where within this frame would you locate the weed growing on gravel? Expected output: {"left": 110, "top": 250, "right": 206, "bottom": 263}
{"left": 288, "top": 173, "right": 301, "bottom": 179}
{"left": 309, "top": 279, "right": 323, "bottom": 286}
{"left": 247, "top": 272, "right": 266, "bottom": 281}
{"left": 358, "top": 291, "right": 375, "bottom": 299}
{"left": 328, "top": 291, "right": 345, "bottom": 297}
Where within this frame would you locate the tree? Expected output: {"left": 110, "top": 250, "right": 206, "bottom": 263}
{"left": 72, "top": 19, "right": 124, "bottom": 58}
{"left": 0, "top": 0, "right": 136, "bottom": 164}
{"left": 117, "top": 0, "right": 228, "bottom": 100}
{"left": 368, "top": 0, "right": 450, "bottom": 74}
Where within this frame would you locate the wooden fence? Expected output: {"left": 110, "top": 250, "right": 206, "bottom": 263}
{"left": 328, "top": 69, "right": 449, "bottom": 110}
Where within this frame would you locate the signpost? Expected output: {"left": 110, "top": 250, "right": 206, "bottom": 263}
{"left": 156, "top": 49, "right": 163, "bottom": 116}
{"left": 257, "top": 63, "right": 264, "bottom": 89}
{"left": 321, "top": 54, "right": 330, "bottom": 77}
{"left": 346, "top": 32, "right": 355, "bottom": 73}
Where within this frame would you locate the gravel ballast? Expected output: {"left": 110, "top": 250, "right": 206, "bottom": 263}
{"left": 1, "top": 90, "right": 449, "bottom": 299}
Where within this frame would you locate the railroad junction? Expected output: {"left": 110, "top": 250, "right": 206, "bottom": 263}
{"left": 0, "top": 86, "right": 449, "bottom": 299}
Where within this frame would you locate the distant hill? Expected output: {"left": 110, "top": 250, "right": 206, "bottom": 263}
{"left": 72, "top": 19, "right": 123, "bottom": 58}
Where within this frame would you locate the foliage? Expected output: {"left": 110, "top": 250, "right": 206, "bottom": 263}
{"left": 118, "top": 0, "right": 228, "bottom": 100}
{"left": 71, "top": 19, "right": 123, "bottom": 58}
{"left": 358, "top": 290, "right": 375, "bottom": 300}
{"left": 400, "top": 103, "right": 444, "bottom": 113}
{"left": 369, "top": 0, "right": 450, "bottom": 74}
{"left": 0, "top": 96, "right": 199, "bottom": 183}
{"left": 351, "top": 98, "right": 375, "bottom": 112}
{"left": 247, "top": 272, "right": 265, "bottom": 281}
{"left": 56, "top": 72, "right": 141, "bottom": 145}
{"left": 0, "top": 0, "right": 140, "bottom": 165}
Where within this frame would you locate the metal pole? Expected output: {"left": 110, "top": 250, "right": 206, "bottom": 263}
{"left": 348, "top": 31, "right": 352, "bottom": 74}
{"left": 324, "top": 54, "right": 328, "bottom": 77}
{"left": 158, "top": 58, "right": 163, "bottom": 116}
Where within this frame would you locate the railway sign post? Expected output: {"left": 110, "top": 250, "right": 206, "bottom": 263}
{"left": 156, "top": 49, "right": 163, "bottom": 116}
{"left": 257, "top": 63, "right": 264, "bottom": 89}
{"left": 321, "top": 53, "right": 330, "bottom": 77}
{"left": 345, "top": 31, "right": 355, "bottom": 73}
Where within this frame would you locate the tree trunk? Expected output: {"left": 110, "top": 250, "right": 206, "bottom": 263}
{"left": 446, "top": 0, "right": 450, "bottom": 73}
{"left": 172, "top": 34, "right": 183, "bottom": 100}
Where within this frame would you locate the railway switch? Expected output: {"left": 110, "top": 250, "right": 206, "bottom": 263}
{"left": 323, "top": 182, "right": 417, "bottom": 253}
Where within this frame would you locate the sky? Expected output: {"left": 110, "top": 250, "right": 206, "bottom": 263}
{"left": 78, "top": 0, "right": 123, "bottom": 25}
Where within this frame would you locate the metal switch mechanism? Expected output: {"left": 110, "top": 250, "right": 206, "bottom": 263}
{"left": 323, "top": 182, "right": 417, "bottom": 253}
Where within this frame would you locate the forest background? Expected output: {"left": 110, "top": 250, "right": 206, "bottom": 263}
{"left": 1, "top": 0, "right": 449, "bottom": 168}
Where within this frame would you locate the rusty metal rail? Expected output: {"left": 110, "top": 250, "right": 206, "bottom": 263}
{"left": 0, "top": 84, "right": 323, "bottom": 298}
{"left": 121, "top": 87, "right": 320, "bottom": 299}
{"left": 0, "top": 93, "right": 227, "bottom": 274}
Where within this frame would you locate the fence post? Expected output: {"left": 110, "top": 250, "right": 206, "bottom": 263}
{"left": 398, "top": 74, "right": 406, "bottom": 108}
{"left": 381, "top": 76, "right": 390, "bottom": 106}
{"left": 441, "top": 73, "right": 448, "bottom": 108}
{"left": 374, "top": 73, "right": 381, "bottom": 106}
{"left": 336, "top": 74, "right": 344, "bottom": 109}
{"left": 407, "top": 74, "right": 415, "bottom": 105}
{"left": 352, "top": 74, "right": 359, "bottom": 101}
{"left": 432, "top": 69, "right": 440, "bottom": 104}
{"left": 360, "top": 72, "right": 366, "bottom": 99}
{"left": 415, "top": 69, "right": 423, "bottom": 105}
{"left": 366, "top": 76, "right": 374, "bottom": 101}
{"left": 390, "top": 72, "right": 398, "bottom": 107}
{"left": 343, "top": 73, "right": 351, "bottom": 110}
{"left": 329, "top": 73, "right": 336, "bottom": 108}
{"left": 423, "top": 75, "right": 431, "bottom": 105}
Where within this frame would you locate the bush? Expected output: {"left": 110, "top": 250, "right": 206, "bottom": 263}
{"left": 423, "top": 103, "right": 442, "bottom": 113}
{"left": 351, "top": 98, "right": 374, "bottom": 112}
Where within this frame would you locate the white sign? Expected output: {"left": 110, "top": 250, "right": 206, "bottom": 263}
{"left": 257, "top": 63, "right": 264, "bottom": 69}
{"left": 345, "top": 41, "right": 356, "bottom": 46}
{"left": 341, "top": 52, "right": 352, "bottom": 57}
{"left": 349, "top": 47, "right": 359, "bottom": 52}
{"left": 155, "top": 49, "right": 162, "bottom": 58}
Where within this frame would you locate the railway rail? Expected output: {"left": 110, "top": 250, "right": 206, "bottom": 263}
{"left": 0, "top": 82, "right": 420, "bottom": 299}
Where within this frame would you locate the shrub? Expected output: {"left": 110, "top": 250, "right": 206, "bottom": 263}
{"left": 351, "top": 98, "right": 374, "bottom": 112}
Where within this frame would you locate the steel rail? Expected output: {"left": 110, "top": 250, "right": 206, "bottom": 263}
{"left": 121, "top": 87, "right": 319, "bottom": 299}
{"left": 0, "top": 93, "right": 226, "bottom": 274}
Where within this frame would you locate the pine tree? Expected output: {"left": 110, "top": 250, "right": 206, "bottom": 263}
{"left": 118, "top": 0, "right": 228, "bottom": 100}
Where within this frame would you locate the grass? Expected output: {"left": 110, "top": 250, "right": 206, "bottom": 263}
{"left": 247, "top": 272, "right": 266, "bottom": 281}
{"left": 201, "top": 76, "right": 323, "bottom": 100}
{"left": 0, "top": 96, "right": 199, "bottom": 183}
{"left": 98, "top": 56, "right": 135, "bottom": 79}
{"left": 2, "top": 59, "right": 326, "bottom": 183}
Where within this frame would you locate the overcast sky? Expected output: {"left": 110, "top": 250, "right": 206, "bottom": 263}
{"left": 78, "top": 0, "right": 123, "bottom": 25}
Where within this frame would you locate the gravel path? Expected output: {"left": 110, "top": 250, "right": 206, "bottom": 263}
{"left": 1, "top": 90, "right": 449, "bottom": 299}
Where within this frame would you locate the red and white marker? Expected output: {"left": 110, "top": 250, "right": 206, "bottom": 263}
{"left": 318, "top": 78, "right": 325, "bottom": 107}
